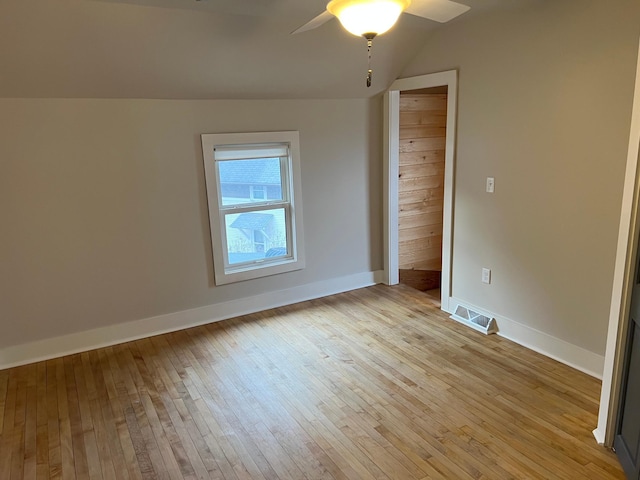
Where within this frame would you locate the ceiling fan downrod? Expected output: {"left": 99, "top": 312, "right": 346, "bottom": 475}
{"left": 364, "top": 33, "right": 376, "bottom": 88}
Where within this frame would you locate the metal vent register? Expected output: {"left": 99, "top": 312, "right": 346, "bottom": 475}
{"left": 451, "top": 304, "right": 497, "bottom": 335}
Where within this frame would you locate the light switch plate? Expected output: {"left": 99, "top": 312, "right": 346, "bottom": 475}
{"left": 482, "top": 268, "right": 491, "bottom": 284}
{"left": 486, "top": 177, "right": 495, "bottom": 193}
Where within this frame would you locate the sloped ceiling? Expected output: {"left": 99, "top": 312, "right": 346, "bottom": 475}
{"left": 0, "top": 0, "right": 515, "bottom": 99}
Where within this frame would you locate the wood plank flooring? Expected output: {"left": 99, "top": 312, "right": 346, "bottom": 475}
{"left": 0, "top": 284, "right": 624, "bottom": 479}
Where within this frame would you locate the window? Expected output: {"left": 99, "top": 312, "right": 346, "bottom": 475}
{"left": 250, "top": 185, "right": 266, "bottom": 201}
{"left": 201, "top": 131, "right": 304, "bottom": 285}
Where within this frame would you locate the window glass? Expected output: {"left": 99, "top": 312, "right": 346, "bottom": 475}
{"left": 223, "top": 208, "right": 288, "bottom": 265}
{"left": 218, "top": 158, "right": 283, "bottom": 206}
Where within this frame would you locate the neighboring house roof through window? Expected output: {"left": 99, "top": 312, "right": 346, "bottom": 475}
{"left": 230, "top": 212, "right": 274, "bottom": 230}
{"left": 218, "top": 159, "right": 281, "bottom": 185}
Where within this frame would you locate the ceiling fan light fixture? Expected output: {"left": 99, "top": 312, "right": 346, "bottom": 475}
{"left": 327, "top": 0, "right": 411, "bottom": 37}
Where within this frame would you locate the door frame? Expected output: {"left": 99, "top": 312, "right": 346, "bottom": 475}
{"left": 595, "top": 36, "right": 640, "bottom": 446}
{"left": 383, "top": 70, "right": 458, "bottom": 312}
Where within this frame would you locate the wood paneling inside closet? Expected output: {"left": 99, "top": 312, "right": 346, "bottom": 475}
{"left": 398, "top": 92, "right": 447, "bottom": 289}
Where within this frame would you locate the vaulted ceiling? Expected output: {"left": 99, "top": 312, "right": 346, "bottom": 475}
{"left": 0, "top": 0, "right": 528, "bottom": 99}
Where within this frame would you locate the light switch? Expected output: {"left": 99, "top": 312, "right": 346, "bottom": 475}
{"left": 482, "top": 268, "right": 491, "bottom": 284}
{"left": 486, "top": 177, "right": 495, "bottom": 193}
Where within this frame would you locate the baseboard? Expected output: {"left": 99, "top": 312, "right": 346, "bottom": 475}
{"left": 592, "top": 427, "right": 606, "bottom": 446}
{"left": 0, "top": 270, "right": 383, "bottom": 370}
{"left": 449, "top": 296, "right": 605, "bottom": 379}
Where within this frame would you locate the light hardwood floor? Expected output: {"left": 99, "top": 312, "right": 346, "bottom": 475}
{"left": 0, "top": 284, "right": 624, "bottom": 479}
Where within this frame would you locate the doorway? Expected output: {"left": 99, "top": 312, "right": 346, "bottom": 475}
{"left": 397, "top": 86, "right": 448, "bottom": 305}
{"left": 383, "top": 71, "right": 458, "bottom": 313}
{"left": 615, "top": 306, "right": 640, "bottom": 479}
{"left": 614, "top": 234, "right": 640, "bottom": 479}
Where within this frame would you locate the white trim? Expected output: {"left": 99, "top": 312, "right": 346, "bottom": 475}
{"left": 384, "top": 70, "right": 458, "bottom": 312}
{"left": 0, "top": 271, "right": 382, "bottom": 371}
{"left": 450, "top": 296, "right": 605, "bottom": 379}
{"left": 441, "top": 296, "right": 455, "bottom": 315}
{"left": 383, "top": 91, "right": 400, "bottom": 285}
{"left": 596, "top": 36, "right": 640, "bottom": 446}
{"left": 593, "top": 427, "right": 606, "bottom": 446}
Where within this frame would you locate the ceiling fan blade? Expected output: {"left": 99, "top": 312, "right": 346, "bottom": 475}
{"left": 405, "top": 0, "right": 470, "bottom": 23}
{"left": 291, "top": 10, "right": 334, "bottom": 34}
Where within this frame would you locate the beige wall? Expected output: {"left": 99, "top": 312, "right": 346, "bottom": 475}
{"left": 402, "top": 0, "right": 640, "bottom": 355}
{"left": 0, "top": 98, "right": 382, "bottom": 348}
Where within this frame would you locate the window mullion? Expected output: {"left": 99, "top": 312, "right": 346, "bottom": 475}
{"left": 220, "top": 201, "right": 288, "bottom": 215}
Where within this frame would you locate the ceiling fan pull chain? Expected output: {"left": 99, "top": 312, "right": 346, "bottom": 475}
{"left": 366, "top": 37, "right": 373, "bottom": 88}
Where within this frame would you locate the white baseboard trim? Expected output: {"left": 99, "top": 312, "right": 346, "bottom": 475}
{"left": 0, "top": 270, "right": 384, "bottom": 371}
{"left": 592, "top": 427, "right": 606, "bottom": 445}
{"left": 448, "top": 296, "right": 605, "bottom": 379}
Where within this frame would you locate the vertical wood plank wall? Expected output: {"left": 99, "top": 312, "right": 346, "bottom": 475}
{"left": 398, "top": 92, "right": 447, "bottom": 280}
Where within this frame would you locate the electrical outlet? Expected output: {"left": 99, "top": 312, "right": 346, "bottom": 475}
{"left": 486, "top": 177, "right": 495, "bottom": 193}
{"left": 482, "top": 268, "right": 491, "bottom": 284}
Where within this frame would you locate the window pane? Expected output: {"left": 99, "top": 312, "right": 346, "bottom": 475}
{"left": 224, "top": 208, "right": 288, "bottom": 265}
{"left": 218, "top": 158, "right": 283, "bottom": 206}
{"left": 251, "top": 185, "right": 266, "bottom": 200}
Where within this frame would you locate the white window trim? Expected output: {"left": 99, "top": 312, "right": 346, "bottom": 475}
{"left": 201, "top": 131, "right": 305, "bottom": 285}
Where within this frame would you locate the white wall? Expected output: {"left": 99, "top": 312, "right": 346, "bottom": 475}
{"left": 401, "top": 0, "right": 640, "bottom": 359}
{"left": 0, "top": 98, "right": 382, "bottom": 351}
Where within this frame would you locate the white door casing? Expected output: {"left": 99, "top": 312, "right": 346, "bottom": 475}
{"left": 383, "top": 70, "right": 458, "bottom": 313}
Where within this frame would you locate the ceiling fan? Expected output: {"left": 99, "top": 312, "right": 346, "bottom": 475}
{"left": 292, "top": 0, "right": 470, "bottom": 87}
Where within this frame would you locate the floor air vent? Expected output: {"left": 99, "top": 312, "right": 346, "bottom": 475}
{"left": 450, "top": 304, "right": 497, "bottom": 335}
